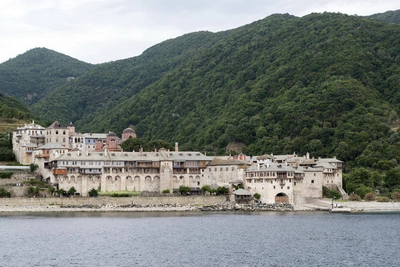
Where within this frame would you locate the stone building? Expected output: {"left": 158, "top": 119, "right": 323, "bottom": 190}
{"left": 12, "top": 122, "right": 344, "bottom": 204}
{"left": 45, "top": 121, "right": 69, "bottom": 148}
{"left": 205, "top": 157, "right": 249, "bottom": 189}
{"left": 48, "top": 148, "right": 213, "bottom": 196}
{"left": 121, "top": 126, "right": 136, "bottom": 141}
{"left": 244, "top": 153, "right": 344, "bottom": 204}
{"left": 12, "top": 121, "right": 45, "bottom": 164}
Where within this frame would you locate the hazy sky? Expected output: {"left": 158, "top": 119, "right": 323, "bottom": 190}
{"left": 0, "top": 0, "right": 398, "bottom": 64}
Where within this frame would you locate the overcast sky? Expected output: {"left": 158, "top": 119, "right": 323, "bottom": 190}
{"left": 0, "top": 0, "right": 398, "bottom": 64}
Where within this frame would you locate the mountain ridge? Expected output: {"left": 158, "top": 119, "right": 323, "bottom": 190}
{"left": 1, "top": 10, "right": 400, "bottom": 172}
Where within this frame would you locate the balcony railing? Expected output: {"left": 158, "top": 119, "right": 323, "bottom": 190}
{"left": 35, "top": 154, "right": 50, "bottom": 158}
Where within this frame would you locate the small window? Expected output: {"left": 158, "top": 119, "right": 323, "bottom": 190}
{"left": 294, "top": 182, "right": 297, "bottom": 186}
{"left": 287, "top": 186, "right": 290, "bottom": 189}
{"left": 311, "top": 180, "right": 314, "bottom": 184}
{"left": 273, "top": 186, "right": 275, "bottom": 189}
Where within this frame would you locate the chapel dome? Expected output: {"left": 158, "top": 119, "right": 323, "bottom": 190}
{"left": 122, "top": 127, "right": 136, "bottom": 134}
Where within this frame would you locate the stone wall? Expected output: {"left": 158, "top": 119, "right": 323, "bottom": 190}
{"left": 0, "top": 172, "right": 41, "bottom": 197}
{"left": 0, "top": 195, "right": 227, "bottom": 207}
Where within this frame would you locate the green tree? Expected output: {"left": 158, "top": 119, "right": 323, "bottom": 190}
{"left": 201, "top": 185, "right": 211, "bottom": 193}
{"left": 385, "top": 168, "right": 400, "bottom": 190}
{"left": 147, "top": 140, "right": 174, "bottom": 151}
{"left": 354, "top": 185, "right": 374, "bottom": 199}
{"left": 56, "top": 188, "right": 66, "bottom": 197}
{"left": 68, "top": 186, "right": 77, "bottom": 196}
{"left": 0, "top": 188, "right": 11, "bottom": 198}
{"left": 88, "top": 188, "right": 98, "bottom": 197}
{"left": 345, "top": 168, "right": 373, "bottom": 193}
{"left": 29, "top": 163, "right": 39, "bottom": 172}
{"left": 178, "top": 185, "right": 191, "bottom": 195}
{"left": 216, "top": 186, "right": 228, "bottom": 195}
{"left": 27, "top": 186, "right": 39, "bottom": 197}
{"left": 121, "top": 138, "right": 148, "bottom": 152}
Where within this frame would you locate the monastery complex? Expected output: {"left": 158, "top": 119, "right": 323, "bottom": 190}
{"left": 12, "top": 121, "right": 346, "bottom": 204}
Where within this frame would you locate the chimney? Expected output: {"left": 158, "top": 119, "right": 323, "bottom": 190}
{"left": 306, "top": 152, "right": 310, "bottom": 160}
{"left": 175, "top": 142, "right": 179, "bottom": 152}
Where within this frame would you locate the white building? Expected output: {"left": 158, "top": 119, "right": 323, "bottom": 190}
{"left": 12, "top": 121, "right": 45, "bottom": 164}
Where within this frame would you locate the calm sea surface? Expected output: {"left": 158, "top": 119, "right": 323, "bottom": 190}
{"left": 0, "top": 211, "right": 399, "bottom": 267}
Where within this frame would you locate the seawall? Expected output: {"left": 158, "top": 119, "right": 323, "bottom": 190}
{"left": 0, "top": 196, "right": 227, "bottom": 207}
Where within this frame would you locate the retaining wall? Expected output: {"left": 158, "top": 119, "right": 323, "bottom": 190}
{"left": 0, "top": 196, "right": 227, "bottom": 207}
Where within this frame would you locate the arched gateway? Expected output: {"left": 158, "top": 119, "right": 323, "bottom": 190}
{"left": 275, "top": 192, "right": 289, "bottom": 204}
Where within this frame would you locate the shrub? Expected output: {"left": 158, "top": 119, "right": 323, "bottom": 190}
{"left": 322, "top": 186, "right": 330, "bottom": 197}
{"left": 348, "top": 194, "right": 362, "bottom": 201}
{"left": 0, "top": 172, "right": 13, "bottom": 179}
{"left": 232, "top": 184, "right": 244, "bottom": 190}
{"left": 216, "top": 186, "right": 228, "bottom": 195}
{"left": 391, "top": 191, "right": 400, "bottom": 202}
{"left": 162, "top": 189, "right": 170, "bottom": 194}
{"left": 254, "top": 193, "right": 261, "bottom": 200}
{"left": 355, "top": 185, "right": 374, "bottom": 199}
{"left": 56, "top": 189, "right": 66, "bottom": 197}
{"left": 29, "top": 163, "right": 39, "bottom": 172}
{"left": 364, "top": 192, "right": 376, "bottom": 201}
{"left": 0, "top": 188, "right": 11, "bottom": 198}
{"left": 327, "top": 190, "right": 341, "bottom": 199}
{"left": 178, "top": 185, "right": 191, "bottom": 195}
{"left": 201, "top": 185, "right": 211, "bottom": 193}
{"left": 68, "top": 186, "right": 77, "bottom": 196}
{"left": 111, "top": 193, "right": 130, "bottom": 197}
{"left": 88, "top": 188, "right": 98, "bottom": 197}
{"left": 27, "top": 186, "right": 39, "bottom": 197}
{"left": 377, "top": 196, "right": 390, "bottom": 202}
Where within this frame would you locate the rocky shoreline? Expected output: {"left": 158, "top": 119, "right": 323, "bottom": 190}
{"left": 0, "top": 203, "right": 294, "bottom": 212}
{"left": 1, "top": 199, "right": 400, "bottom": 213}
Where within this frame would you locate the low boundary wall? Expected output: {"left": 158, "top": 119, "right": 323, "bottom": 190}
{"left": 0, "top": 196, "right": 227, "bottom": 207}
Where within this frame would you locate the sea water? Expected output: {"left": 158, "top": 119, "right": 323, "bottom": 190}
{"left": 0, "top": 211, "right": 398, "bottom": 266}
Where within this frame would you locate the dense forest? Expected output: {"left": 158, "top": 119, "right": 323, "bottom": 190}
{"left": 367, "top": 10, "right": 400, "bottom": 24}
{"left": 28, "top": 12, "right": 400, "bottom": 167}
{"left": 0, "top": 48, "right": 94, "bottom": 105}
{"left": 0, "top": 93, "right": 37, "bottom": 161}
{"left": 1, "top": 11, "right": 400, "bottom": 194}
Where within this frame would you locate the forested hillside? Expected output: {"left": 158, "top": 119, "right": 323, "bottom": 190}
{"left": 367, "top": 10, "right": 400, "bottom": 24}
{"left": 0, "top": 48, "right": 94, "bottom": 105}
{"left": 0, "top": 93, "right": 37, "bottom": 160}
{"left": 3, "top": 11, "right": 400, "bottom": 178}
{"left": 30, "top": 31, "right": 228, "bottom": 124}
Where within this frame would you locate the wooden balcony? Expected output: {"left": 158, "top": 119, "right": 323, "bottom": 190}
{"left": 53, "top": 168, "right": 67, "bottom": 175}
{"left": 35, "top": 154, "right": 50, "bottom": 158}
